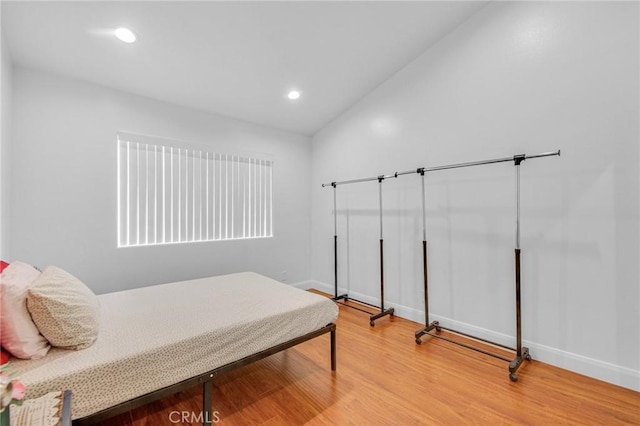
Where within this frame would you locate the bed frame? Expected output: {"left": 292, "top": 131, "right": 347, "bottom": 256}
{"left": 73, "top": 323, "right": 336, "bottom": 425}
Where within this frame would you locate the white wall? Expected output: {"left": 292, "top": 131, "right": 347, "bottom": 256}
{"left": 11, "top": 68, "right": 312, "bottom": 294}
{"left": 311, "top": 2, "right": 639, "bottom": 390}
{"left": 0, "top": 28, "right": 12, "bottom": 261}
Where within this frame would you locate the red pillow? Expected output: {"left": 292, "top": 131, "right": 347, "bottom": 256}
{"left": 1, "top": 262, "right": 11, "bottom": 364}
{"left": 0, "top": 347, "right": 9, "bottom": 365}
{"left": 1, "top": 268, "right": 14, "bottom": 364}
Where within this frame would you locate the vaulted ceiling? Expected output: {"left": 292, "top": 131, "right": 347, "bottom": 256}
{"left": 2, "top": 1, "right": 487, "bottom": 135}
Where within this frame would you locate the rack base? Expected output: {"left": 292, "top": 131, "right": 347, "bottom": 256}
{"left": 333, "top": 294, "right": 394, "bottom": 326}
{"left": 415, "top": 321, "right": 531, "bottom": 381}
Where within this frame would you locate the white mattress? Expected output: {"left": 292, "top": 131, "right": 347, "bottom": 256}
{"left": 11, "top": 272, "right": 338, "bottom": 419}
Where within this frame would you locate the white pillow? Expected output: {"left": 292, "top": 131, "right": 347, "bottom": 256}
{"left": 0, "top": 261, "right": 51, "bottom": 359}
{"left": 27, "top": 265, "right": 100, "bottom": 350}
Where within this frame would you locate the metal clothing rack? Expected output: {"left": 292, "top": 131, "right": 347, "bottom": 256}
{"left": 321, "top": 175, "right": 396, "bottom": 326}
{"left": 323, "top": 149, "right": 560, "bottom": 380}
{"left": 412, "top": 150, "right": 560, "bottom": 381}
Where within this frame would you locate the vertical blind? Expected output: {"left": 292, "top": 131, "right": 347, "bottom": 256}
{"left": 117, "top": 134, "right": 273, "bottom": 247}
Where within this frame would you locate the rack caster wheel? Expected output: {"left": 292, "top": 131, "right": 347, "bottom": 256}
{"left": 435, "top": 326, "right": 442, "bottom": 332}
{"left": 370, "top": 321, "right": 375, "bottom": 327}
{"left": 509, "top": 373, "right": 518, "bottom": 382}
{"left": 525, "top": 354, "right": 532, "bottom": 361}
{"left": 415, "top": 338, "right": 422, "bottom": 345}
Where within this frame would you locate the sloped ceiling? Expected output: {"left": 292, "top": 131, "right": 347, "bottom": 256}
{"left": 2, "top": 1, "right": 487, "bottom": 135}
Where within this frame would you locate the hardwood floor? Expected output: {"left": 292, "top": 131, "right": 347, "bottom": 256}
{"left": 96, "top": 296, "right": 639, "bottom": 425}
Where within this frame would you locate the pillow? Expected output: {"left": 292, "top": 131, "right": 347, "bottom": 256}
{"left": 0, "top": 261, "right": 9, "bottom": 272}
{"left": 0, "top": 347, "right": 10, "bottom": 365}
{"left": 0, "top": 261, "right": 51, "bottom": 359}
{"left": 27, "top": 266, "right": 100, "bottom": 350}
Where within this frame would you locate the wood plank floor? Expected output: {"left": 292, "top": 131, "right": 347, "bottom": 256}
{"left": 95, "top": 295, "right": 639, "bottom": 425}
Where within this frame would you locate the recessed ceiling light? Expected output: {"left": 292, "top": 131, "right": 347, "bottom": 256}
{"left": 114, "top": 27, "right": 136, "bottom": 43}
{"left": 287, "top": 90, "right": 301, "bottom": 100}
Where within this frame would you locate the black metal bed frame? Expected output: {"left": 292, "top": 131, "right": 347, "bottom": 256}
{"left": 73, "top": 323, "right": 336, "bottom": 426}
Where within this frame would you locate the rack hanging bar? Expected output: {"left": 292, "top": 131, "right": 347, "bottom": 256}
{"left": 396, "top": 149, "right": 561, "bottom": 176}
{"left": 322, "top": 176, "right": 378, "bottom": 187}
{"left": 395, "top": 168, "right": 420, "bottom": 177}
{"left": 321, "top": 172, "right": 399, "bottom": 188}
{"left": 323, "top": 150, "right": 560, "bottom": 188}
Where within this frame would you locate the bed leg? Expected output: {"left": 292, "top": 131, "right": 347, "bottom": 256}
{"left": 203, "top": 380, "right": 213, "bottom": 426}
{"left": 331, "top": 328, "right": 336, "bottom": 371}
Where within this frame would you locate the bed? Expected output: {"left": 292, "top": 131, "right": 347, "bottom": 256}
{"left": 9, "top": 272, "right": 338, "bottom": 425}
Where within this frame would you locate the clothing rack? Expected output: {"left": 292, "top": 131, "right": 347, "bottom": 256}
{"left": 323, "top": 175, "right": 396, "bottom": 326}
{"left": 323, "top": 149, "right": 560, "bottom": 379}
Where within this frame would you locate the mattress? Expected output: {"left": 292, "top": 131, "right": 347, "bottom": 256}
{"left": 11, "top": 272, "right": 338, "bottom": 419}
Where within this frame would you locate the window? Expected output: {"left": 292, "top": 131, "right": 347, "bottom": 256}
{"left": 117, "top": 133, "right": 273, "bottom": 247}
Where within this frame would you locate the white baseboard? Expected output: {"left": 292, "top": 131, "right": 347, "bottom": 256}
{"left": 290, "top": 280, "right": 315, "bottom": 290}
{"left": 301, "top": 280, "right": 640, "bottom": 392}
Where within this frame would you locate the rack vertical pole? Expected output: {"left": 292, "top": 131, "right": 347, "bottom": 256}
{"left": 416, "top": 169, "right": 440, "bottom": 340}
{"left": 516, "top": 159, "right": 521, "bottom": 356}
{"left": 379, "top": 177, "right": 384, "bottom": 311}
{"left": 332, "top": 183, "right": 348, "bottom": 302}
{"left": 369, "top": 176, "right": 395, "bottom": 326}
{"left": 421, "top": 170, "right": 428, "bottom": 325}
{"left": 333, "top": 183, "right": 338, "bottom": 298}
{"left": 508, "top": 155, "right": 531, "bottom": 381}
